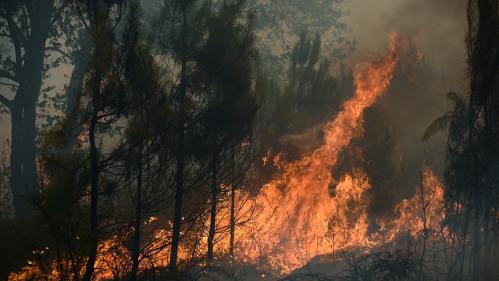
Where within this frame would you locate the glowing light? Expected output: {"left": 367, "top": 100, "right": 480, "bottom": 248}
{"left": 8, "top": 33, "right": 447, "bottom": 280}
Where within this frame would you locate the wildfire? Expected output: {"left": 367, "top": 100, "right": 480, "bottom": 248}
{"left": 9, "top": 33, "right": 447, "bottom": 280}
{"left": 229, "top": 32, "right": 403, "bottom": 272}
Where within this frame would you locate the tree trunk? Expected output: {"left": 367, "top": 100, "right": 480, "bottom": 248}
{"left": 10, "top": 0, "right": 54, "bottom": 218}
{"left": 66, "top": 35, "right": 92, "bottom": 118}
{"left": 418, "top": 170, "right": 427, "bottom": 281}
{"left": 130, "top": 151, "right": 143, "bottom": 281}
{"left": 64, "top": 33, "right": 92, "bottom": 150}
{"left": 229, "top": 148, "right": 236, "bottom": 257}
{"left": 168, "top": 3, "right": 188, "bottom": 272}
{"left": 81, "top": 73, "right": 102, "bottom": 281}
{"left": 170, "top": 130, "right": 184, "bottom": 272}
{"left": 207, "top": 151, "right": 218, "bottom": 261}
{"left": 471, "top": 194, "right": 481, "bottom": 281}
{"left": 10, "top": 106, "right": 26, "bottom": 217}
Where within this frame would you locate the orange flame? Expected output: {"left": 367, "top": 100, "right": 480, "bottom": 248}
{"left": 8, "top": 33, "right": 447, "bottom": 280}
{"left": 228, "top": 33, "right": 402, "bottom": 272}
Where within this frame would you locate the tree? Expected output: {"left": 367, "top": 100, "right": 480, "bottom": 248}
{"left": 195, "top": 0, "right": 258, "bottom": 260}
{"left": 286, "top": 33, "right": 339, "bottom": 128}
{"left": 248, "top": 0, "right": 355, "bottom": 75}
{"left": 155, "top": 0, "right": 212, "bottom": 271}
{"left": 33, "top": 119, "right": 90, "bottom": 281}
{"left": 0, "top": 0, "right": 68, "bottom": 217}
{"left": 69, "top": 1, "right": 127, "bottom": 280}
{"left": 117, "top": 4, "right": 169, "bottom": 279}
{"left": 424, "top": 1, "right": 499, "bottom": 280}
{"left": 258, "top": 33, "right": 341, "bottom": 156}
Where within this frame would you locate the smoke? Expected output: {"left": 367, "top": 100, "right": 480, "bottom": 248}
{"left": 335, "top": 0, "right": 467, "bottom": 219}
{"left": 262, "top": 0, "right": 468, "bottom": 221}
{"left": 0, "top": 0, "right": 467, "bottom": 224}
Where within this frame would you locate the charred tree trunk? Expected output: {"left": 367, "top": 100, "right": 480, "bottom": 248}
{"left": 471, "top": 194, "right": 481, "bottom": 281}
{"left": 207, "top": 151, "right": 218, "bottom": 261}
{"left": 82, "top": 73, "right": 102, "bottom": 281}
{"left": 130, "top": 151, "right": 143, "bottom": 281}
{"left": 418, "top": 170, "right": 428, "bottom": 281}
{"left": 169, "top": 5, "right": 188, "bottom": 271}
{"left": 169, "top": 109, "right": 185, "bottom": 272}
{"left": 229, "top": 148, "right": 236, "bottom": 257}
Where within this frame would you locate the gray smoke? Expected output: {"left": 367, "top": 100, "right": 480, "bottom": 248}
{"left": 338, "top": 0, "right": 468, "bottom": 219}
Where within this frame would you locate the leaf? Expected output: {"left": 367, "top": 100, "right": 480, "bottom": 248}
{"left": 422, "top": 113, "right": 452, "bottom": 142}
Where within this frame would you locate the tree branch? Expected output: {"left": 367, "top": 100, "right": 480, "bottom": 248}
{"left": 0, "top": 81, "right": 17, "bottom": 88}
{"left": 0, "top": 69, "right": 18, "bottom": 82}
{"left": 1, "top": 11, "right": 26, "bottom": 72}
{"left": 50, "top": 1, "right": 68, "bottom": 26}
{"left": 46, "top": 46, "right": 71, "bottom": 61}
{"left": 0, "top": 92, "right": 12, "bottom": 109}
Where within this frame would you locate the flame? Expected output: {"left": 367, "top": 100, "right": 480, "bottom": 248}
{"left": 228, "top": 33, "right": 402, "bottom": 272}
{"left": 9, "top": 33, "right": 448, "bottom": 280}
{"left": 379, "top": 167, "right": 446, "bottom": 242}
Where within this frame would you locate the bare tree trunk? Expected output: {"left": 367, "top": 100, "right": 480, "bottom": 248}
{"left": 418, "top": 170, "right": 428, "bottom": 281}
{"left": 130, "top": 151, "right": 143, "bottom": 281}
{"left": 472, "top": 194, "right": 481, "bottom": 281}
{"left": 9, "top": 0, "right": 54, "bottom": 218}
{"left": 170, "top": 129, "right": 185, "bottom": 272}
{"left": 229, "top": 148, "right": 236, "bottom": 257}
{"left": 207, "top": 151, "right": 218, "bottom": 261}
{"left": 64, "top": 34, "right": 92, "bottom": 150}
{"left": 82, "top": 73, "right": 102, "bottom": 281}
{"left": 66, "top": 35, "right": 92, "bottom": 117}
{"left": 482, "top": 204, "right": 492, "bottom": 281}
{"left": 64, "top": 37, "right": 93, "bottom": 153}
{"left": 169, "top": 2, "right": 188, "bottom": 272}
{"left": 10, "top": 106, "right": 26, "bottom": 217}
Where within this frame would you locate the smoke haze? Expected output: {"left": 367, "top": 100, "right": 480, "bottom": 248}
{"left": 0, "top": 0, "right": 469, "bottom": 218}
{"left": 337, "top": 0, "right": 468, "bottom": 218}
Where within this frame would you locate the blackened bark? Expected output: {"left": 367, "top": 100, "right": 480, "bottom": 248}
{"left": 170, "top": 131, "right": 184, "bottom": 271}
{"left": 169, "top": 2, "right": 188, "bottom": 272}
{"left": 229, "top": 148, "right": 236, "bottom": 257}
{"left": 471, "top": 194, "right": 481, "bottom": 281}
{"left": 82, "top": 74, "right": 102, "bottom": 281}
{"left": 130, "top": 151, "right": 143, "bottom": 281}
{"left": 207, "top": 151, "right": 218, "bottom": 261}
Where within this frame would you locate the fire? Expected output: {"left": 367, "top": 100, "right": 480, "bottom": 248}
{"left": 229, "top": 33, "right": 402, "bottom": 272}
{"left": 380, "top": 167, "right": 446, "bottom": 242}
{"left": 228, "top": 33, "right": 445, "bottom": 271}
{"left": 8, "top": 33, "right": 447, "bottom": 280}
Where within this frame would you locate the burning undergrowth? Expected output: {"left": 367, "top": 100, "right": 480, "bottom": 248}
{"left": 8, "top": 33, "right": 447, "bottom": 280}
